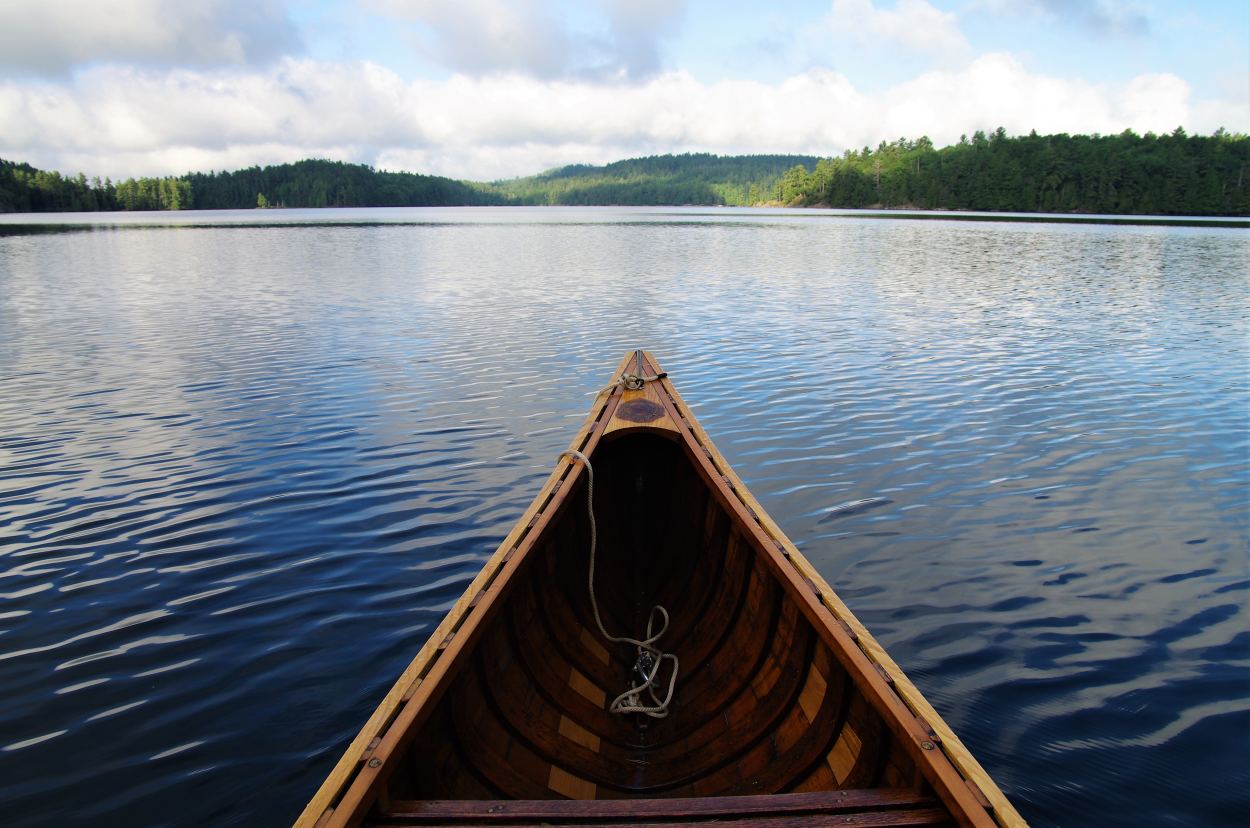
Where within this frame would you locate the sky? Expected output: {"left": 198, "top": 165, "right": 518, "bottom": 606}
{"left": 0, "top": 0, "right": 1246, "bottom": 181}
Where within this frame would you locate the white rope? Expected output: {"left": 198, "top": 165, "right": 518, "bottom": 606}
{"left": 559, "top": 449, "right": 679, "bottom": 718}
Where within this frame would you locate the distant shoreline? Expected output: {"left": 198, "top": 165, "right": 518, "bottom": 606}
{"left": 5, "top": 131, "right": 1249, "bottom": 217}
{"left": 1, "top": 204, "right": 1246, "bottom": 232}
{"left": 784, "top": 206, "right": 1250, "bottom": 228}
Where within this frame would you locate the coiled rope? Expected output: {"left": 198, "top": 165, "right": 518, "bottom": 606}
{"left": 596, "top": 370, "right": 668, "bottom": 396}
{"left": 559, "top": 448, "right": 679, "bottom": 718}
{"left": 595, "top": 350, "right": 668, "bottom": 396}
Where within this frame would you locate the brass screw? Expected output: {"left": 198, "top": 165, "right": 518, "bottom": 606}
{"left": 920, "top": 740, "right": 936, "bottom": 751}
{"left": 367, "top": 758, "right": 381, "bottom": 768}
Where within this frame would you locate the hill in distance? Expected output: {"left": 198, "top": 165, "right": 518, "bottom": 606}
{"left": 492, "top": 153, "right": 821, "bottom": 206}
{"left": 2, "top": 129, "right": 1247, "bottom": 215}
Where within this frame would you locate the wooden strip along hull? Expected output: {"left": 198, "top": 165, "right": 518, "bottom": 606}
{"left": 296, "top": 352, "right": 1027, "bottom": 828}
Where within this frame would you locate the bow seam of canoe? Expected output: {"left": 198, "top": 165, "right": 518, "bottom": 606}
{"left": 295, "top": 351, "right": 1027, "bottom": 828}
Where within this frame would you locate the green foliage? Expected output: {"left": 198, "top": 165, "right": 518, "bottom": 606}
{"left": 490, "top": 153, "right": 821, "bottom": 206}
{"left": 781, "top": 129, "right": 1250, "bottom": 216}
{"left": 0, "top": 157, "right": 499, "bottom": 213}
{"left": 0, "top": 159, "right": 191, "bottom": 212}
{"left": 185, "top": 159, "right": 501, "bottom": 209}
{"left": 3, "top": 131, "right": 1247, "bottom": 215}
{"left": 111, "top": 175, "right": 191, "bottom": 210}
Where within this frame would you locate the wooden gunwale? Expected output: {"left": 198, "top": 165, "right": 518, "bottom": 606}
{"left": 636, "top": 352, "right": 1025, "bottom": 828}
{"left": 296, "top": 350, "right": 1026, "bottom": 828}
{"left": 639, "top": 358, "right": 991, "bottom": 824}
{"left": 296, "top": 353, "right": 636, "bottom": 828}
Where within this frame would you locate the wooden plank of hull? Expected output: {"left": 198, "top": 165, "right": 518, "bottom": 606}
{"left": 294, "top": 351, "right": 1026, "bottom": 828}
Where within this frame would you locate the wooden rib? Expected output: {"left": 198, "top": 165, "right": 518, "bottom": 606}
{"left": 411, "top": 709, "right": 501, "bottom": 800}
{"left": 495, "top": 603, "right": 625, "bottom": 748}
{"left": 616, "top": 594, "right": 809, "bottom": 794}
{"left": 829, "top": 694, "right": 889, "bottom": 789}
{"left": 547, "top": 765, "right": 597, "bottom": 800}
{"left": 449, "top": 664, "right": 556, "bottom": 799}
{"left": 478, "top": 653, "right": 635, "bottom": 792}
{"left": 578, "top": 627, "right": 609, "bottom": 667}
{"left": 521, "top": 524, "right": 784, "bottom": 769}
{"left": 482, "top": 600, "right": 802, "bottom": 796}
{"left": 440, "top": 507, "right": 834, "bottom": 798}
{"left": 642, "top": 351, "right": 1023, "bottom": 828}
{"left": 650, "top": 544, "right": 777, "bottom": 704}
{"left": 567, "top": 668, "right": 606, "bottom": 707}
{"left": 525, "top": 563, "right": 623, "bottom": 696}
{"left": 784, "top": 659, "right": 855, "bottom": 795}
{"left": 558, "top": 715, "right": 601, "bottom": 753}
{"left": 525, "top": 452, "right": 755, "bottom": 748}
{"left": 707, "top": 659, "right": 846, "bottom": 797}
{"left": 798, "top": 662, "right": 829, "bottom": 723}
{"left": 654, "top": 521, "right": 750, "bottom": 675}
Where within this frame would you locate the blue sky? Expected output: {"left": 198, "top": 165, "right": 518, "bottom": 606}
{"left": 0, "top": 0, "right": 1246, "bottom": 179}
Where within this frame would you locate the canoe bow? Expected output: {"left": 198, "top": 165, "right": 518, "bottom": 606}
{"left": 294, "top": 351, "right": 1027, "bottom": 828}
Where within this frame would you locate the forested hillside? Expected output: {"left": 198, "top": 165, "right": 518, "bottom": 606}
{"left": 777, "top": 128, "right": 1249, "bottom": 215}
{"left": 184, "top": 159, "right": 500, "bottom": 209}
{"left": 493, "top": 153, "right": 821, "bottom": 206}
{"left": 0, "top": 159, "right": 496, "bottom": 213}
{"left": 0, "top": 159, "right": 190, "bottom": 212}
{"left": 2, "top": 130, "right": 1246, "bottom": 215}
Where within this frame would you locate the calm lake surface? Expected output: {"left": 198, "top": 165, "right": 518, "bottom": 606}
{"left": 0, "top": 207, "right": 1246, "bottom": 826}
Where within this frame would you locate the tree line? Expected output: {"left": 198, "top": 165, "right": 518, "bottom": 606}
{"left": 776, "top": 128, "right": 1248, "bottom": 216}
{"left": 0, "top": 158, "right": 498, "bottom": 213}
{"left": 0, "top": 160, "right": 191, "bottom": 212}
{"left": 184, "top": 159, "right": 499, "bottom": 209}
{"left": 492, "top": 153, "right": 822, "bottom": 206}
{"left": 2, "top": 129, "right": 1246, "bottom": 215}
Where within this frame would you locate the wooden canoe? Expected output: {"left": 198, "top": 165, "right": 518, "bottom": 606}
{"left": 296, "top": 351, "right": 1027, "bottom": 828}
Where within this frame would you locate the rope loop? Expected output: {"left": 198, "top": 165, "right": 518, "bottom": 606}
{"left": 596, "top": 370, "right": 666, "bottom": 397}
{"left": 559, "top": 449, "right": 679, "bottom": 718}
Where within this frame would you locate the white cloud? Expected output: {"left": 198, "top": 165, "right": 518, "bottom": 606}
{"left": 826, "top": 0, "right": 969, "bottom": 59}
{"left": 0, "top": 54, "right": 1242, "bottom": 181}
{"left": 367, "top": 0, "right": 684, "bottom": 80}
{"left": 370, "top": 0, "right": 578, "bottom": 79}
{"left": 0, "top": 0, "right": 300, "bottom": 74}
{"left": 597, "top": 0, "right": 685, "bottom": 79}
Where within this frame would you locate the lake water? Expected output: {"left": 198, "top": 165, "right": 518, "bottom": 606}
{"left": 0, "top": 207, "right": 1246, "bottom": 827}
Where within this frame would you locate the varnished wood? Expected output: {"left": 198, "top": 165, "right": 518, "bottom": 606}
{"left": 378, "top": 788, "right": 943, "bottom": 822}
{"left": 295, "top": 352, "right": 1026, "bottom": 828}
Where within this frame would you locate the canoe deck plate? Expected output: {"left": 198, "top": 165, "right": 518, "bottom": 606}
{"left": 616, "top": 398, "right": 666, "bottom": 423}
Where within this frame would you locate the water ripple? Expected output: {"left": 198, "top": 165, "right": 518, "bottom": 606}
{"left": 0, "top": 209, "right": 1246, "bottom": 827}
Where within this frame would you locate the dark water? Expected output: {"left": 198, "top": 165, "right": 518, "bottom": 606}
{"left": 0, "top": 207, "right": 1246, "bottom": 826}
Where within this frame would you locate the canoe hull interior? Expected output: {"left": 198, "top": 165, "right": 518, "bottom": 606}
{"left": 383, "top": 431, "right": 926, "bottom": 802}
{"left": 297, "top": 352, "right": 1023, "bottom": 828}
